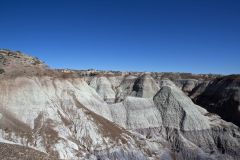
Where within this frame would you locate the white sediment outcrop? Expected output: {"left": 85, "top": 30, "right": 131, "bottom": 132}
{"left": 131, "top": 74, "right": 160, "bottom": 98}
{"left": 90, "top": 76, "right": 116, "bottom": 103}
{"left": 0, "top": 76, "right": 169, "bottom": 159}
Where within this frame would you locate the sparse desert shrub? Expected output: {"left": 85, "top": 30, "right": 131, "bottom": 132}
{"left": 8, "top": 52, "right": 17, "bottom": 56}
{"left": 0, "top": 68, "right": 5, "bottom": 74}
{"left": 0, "top": 54, "right": 4, "bottom": 59}
{"left": 89, "top": 72, "right": 97, "bottom": 76}
{"left": 32, "top": 57, "right": 42, "bottom": 65}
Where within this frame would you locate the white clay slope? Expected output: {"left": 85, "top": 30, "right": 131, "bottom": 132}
{"left": 153, "top": 80, "right": 211, "bottom": 130}
{"left": 0, "top": 76, "right": 172, "bottom": 159}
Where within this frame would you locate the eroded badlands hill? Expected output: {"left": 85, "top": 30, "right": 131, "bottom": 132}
{"left": 0, "top": 49, "right": 239, "bottom": 160}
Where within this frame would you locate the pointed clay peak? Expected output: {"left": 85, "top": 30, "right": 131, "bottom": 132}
{"left": 153, "top": 80, "right": 211, "bottom": 131}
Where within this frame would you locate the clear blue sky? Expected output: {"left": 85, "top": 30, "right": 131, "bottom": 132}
{"left": 0, "top": 0, "right": 239, "bottom": 74}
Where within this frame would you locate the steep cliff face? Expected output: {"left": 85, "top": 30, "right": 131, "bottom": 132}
{"left": 195, "top": 75, "right": 240, "bottom": 127}
{"left": 0, "top": 50, "right": 239, "bottom": 160}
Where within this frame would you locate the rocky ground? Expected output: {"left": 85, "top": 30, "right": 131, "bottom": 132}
{"left": 0, "top": 49, "right": 239, "bottom": 159}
